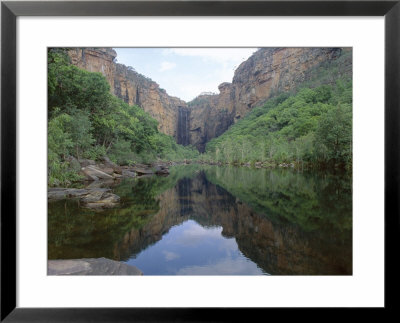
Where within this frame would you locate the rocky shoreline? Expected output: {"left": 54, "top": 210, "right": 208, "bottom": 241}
{"left": 48, "top": 158, "right": 304, "bottom": 210}
{"left": 48, "top": 156, "right": 172, "bottom": 209}
{"left": 70, "top": 156, "right": 171, "bottom": 182}
{"left": 196, "top": 160, "right": 295, "bottom": 168}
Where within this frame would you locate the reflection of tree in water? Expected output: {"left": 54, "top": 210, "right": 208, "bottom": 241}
{"left": 201, "top": 166, "right": 352, "bottom": 274}
{"left": 47, "top": 180, "right": 161, "bottom": 260}
{"left": 48, "top": 165, "right": 201, "bottom": 260}
{"left": 204, "top": 166, "right": 352, "bottom": 233}
{"left": 48, "top": 165, "right": 352, "bottom": 274}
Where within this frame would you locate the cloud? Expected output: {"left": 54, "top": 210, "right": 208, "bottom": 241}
{"left": 163, "top": 48, "right": 258, "bottom": 65}
{"left": 162, "top": 250, "right": 180, "bottom": 261}
{"left": 159, "top": 61, "right": 176, "bottom": 72}
{"left": 173, "top": 221, "right": 223, "bottom": 246}
{"left": 176, "top": 256, "right": 265, "bottom": 275}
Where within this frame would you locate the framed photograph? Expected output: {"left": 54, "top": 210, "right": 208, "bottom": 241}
{"left": 1, "top": 0, "right": 398, "bottom": 320}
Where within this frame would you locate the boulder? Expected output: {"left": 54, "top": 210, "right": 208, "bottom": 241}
{"left": 130, "top": 167, "right": 154, "bottom": 175}
{"left": 48, "top": 188, "right": 91, "bottom": 201}
{"left": 81, "top": 165, "right": 114, "bottom": 181}
{"left": 113, "top": 167, "right": 123, "bottom": 175}
{"left": 48, "top": 258, "right": 142, "bottom": 275}
{"left": 100, "top": 156, "right": 114, "bottom": 165}
{"left": 100, "top": 156, "right": 122, "bottom": 174}
{"left": 85, "top": 179, "right": 115, "bottom": 189}
{"left": 65, "top": 156, "right": 81, "bottom": 172}
{"left": 80, "top": 188, "right": 110, "bottom": 203}
{"left": 122, "top": 169, "right": 136, "bottom": 178}
{"left": 48, "top": 187, "right": 120, "bottom": 209}
{"left": 78, "top": 159, "right": 96, "bottom": 167}
{"left": 81, "top": 191, "right": 120, "bottom": 209}
{"left": 98, "top": 166, "right": 115, "bottom": 176}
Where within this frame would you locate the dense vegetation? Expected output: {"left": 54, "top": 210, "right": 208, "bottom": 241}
{"left": 201, "top": 49, "right": 352, "bottom": 170}
{"left": 48, "top": 49, "right": 198, "bottom": 185}
{"left": 202, "top": 79, "right": 352, "bottom": 169}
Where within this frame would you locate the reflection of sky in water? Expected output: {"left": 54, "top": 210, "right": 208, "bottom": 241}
{"left": 126, "top": 220, "right": 266, "bottom": 275}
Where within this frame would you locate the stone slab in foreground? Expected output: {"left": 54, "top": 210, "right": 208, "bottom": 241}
{"left": 48, "top": 257, "right": 142, "bottom": 275}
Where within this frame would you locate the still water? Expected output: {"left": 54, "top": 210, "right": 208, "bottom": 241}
{"left": 48, "top": 165, "right": 352, "bottom": 275}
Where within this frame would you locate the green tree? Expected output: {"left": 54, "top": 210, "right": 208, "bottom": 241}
{"left": 68, "top": 110, "right": 95, "bottom": 159}
{"left": 315, "top": 104, "right": 352, "bottom": 167}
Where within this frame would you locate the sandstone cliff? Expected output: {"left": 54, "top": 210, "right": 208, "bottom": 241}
{"left": 68, "top": 48, "right": 187, "bottom": 138}
{"left": 187, "top": 47, "right": 352, "bottom": 151}
{"left": 68, "top": 47, "right": 351, "bottom": 152}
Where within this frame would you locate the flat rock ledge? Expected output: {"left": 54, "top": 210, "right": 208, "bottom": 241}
{"left": 48, "top": 188, "right": 120, "bottom": 209}
{"left": 48, "top": 258, "right": 142, "bottom": 275}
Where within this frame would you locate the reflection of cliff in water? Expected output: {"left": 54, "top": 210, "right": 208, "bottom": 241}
{"left": 115, "top": 171, "right": 352, "bottom": 275}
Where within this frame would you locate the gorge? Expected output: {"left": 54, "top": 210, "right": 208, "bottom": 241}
{"left": 68, "top": 47, "right": 351, "bottom": 152}
{"left": 48, "top": 47, "right": 353, "bottom": 275}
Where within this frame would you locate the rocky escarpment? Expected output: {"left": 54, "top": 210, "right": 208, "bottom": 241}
{"left": 187, "top": 47, "right": 352, "bottom": 151}
{"left": 68, "top": 47, "right": 351, "bottom": 152}
{"left": 68, "top": 48, "right": 186, "bottom": 138}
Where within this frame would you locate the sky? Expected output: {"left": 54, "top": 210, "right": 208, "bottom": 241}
{"left": 114, "top": 48, "right": 258, "bottom": 102}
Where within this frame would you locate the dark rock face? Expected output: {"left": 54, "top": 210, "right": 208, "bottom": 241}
{"left": 177, "top": 106, "right": 190, "bottom": 146}
{"left": 188, "top": 93, "right": 234, "bottom": 152}
{"left": 68, "top": 47, "right": 351, "bottom": 151}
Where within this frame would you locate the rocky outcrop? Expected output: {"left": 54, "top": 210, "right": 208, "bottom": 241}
{"left": 68, "top": 47, "right": 351, "bottom": 152}
{"left": 65, "top": 156, "right": 123, "bottom": 181}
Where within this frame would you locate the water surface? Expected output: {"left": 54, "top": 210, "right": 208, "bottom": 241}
{"left": 48, "top": 165, "right": 352, "bottom": 275}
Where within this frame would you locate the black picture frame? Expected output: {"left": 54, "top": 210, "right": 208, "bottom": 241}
{"left": 1, "top": 0, "right": 399, "bottom": 321}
